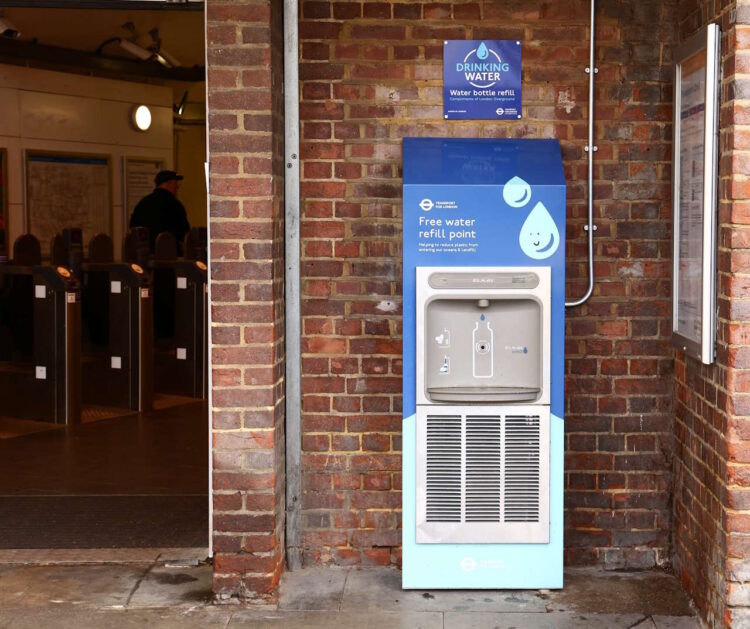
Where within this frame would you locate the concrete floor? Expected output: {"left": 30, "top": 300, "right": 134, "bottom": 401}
{"left": 0, "top": 556, "right": 701, "bottom": 628}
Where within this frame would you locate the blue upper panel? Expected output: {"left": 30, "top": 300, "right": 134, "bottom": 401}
{"left": 403, "top": 137, "right": 565, "bottom": 187}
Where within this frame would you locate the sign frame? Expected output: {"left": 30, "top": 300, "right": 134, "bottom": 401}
{"left": 443, "top": 39, "right": 522, "bottom": 120}
{"left": 25, "top": 150, "right": 112, "bottom": 255}
{"left": 123, "top": 157, "right": 164, "bottom": 228}
{"left": 671, "top": 24, "right": 720, "bottom": 365}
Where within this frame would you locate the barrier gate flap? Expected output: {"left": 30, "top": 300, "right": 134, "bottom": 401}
{"left": 402, "top": 138, "right": 565, "bottom": 589}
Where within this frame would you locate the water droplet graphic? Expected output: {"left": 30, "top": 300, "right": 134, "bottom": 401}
{"left": 477, "top": 42, "right": 489, "bottom": 60}
{"left": 502, "top": 176, "right": 532, "bottom": 208}
{"left": 480, "top": 314, "right": 485, "bottom": 320}
{"left": 519, "top": 202, "right": 560, "bottom": 260}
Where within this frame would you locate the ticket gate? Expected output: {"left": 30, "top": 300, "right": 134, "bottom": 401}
{"left": 60, "top": 229, "right": 153, "bottom": 411}
{"left": 148, "top": 232, "right": 207, "bottom": 399}
{"left": 122, "top": 229, "right": 207, "bottom": 399}
{"left": 0, "top": 234, "right": 81, "bottom": 424}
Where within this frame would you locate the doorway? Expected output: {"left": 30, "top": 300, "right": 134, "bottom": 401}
{"left": 0, "top": 2, "right": 209, "bottom": 552}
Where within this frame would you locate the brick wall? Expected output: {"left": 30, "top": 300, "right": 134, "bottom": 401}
{"left": 207, "top": 0, "right": 286, "bottom": 601}
{"left": 564, "top": 0, "right": 677, "bottom": 569}
{"left": 297, "top": 0, "right": 677, "bottom": 569}
{"left": 202, "top": 2, "right": 750, "bottom": 621}
{"left": 672, "top": 2, "right": 747, "bottom": 627}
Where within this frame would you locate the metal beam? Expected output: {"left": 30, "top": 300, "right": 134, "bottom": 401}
{"left": 283, "top": 0, "right": 302, "bottom": 572}
{"left": 0, "top": 38, "right": 205, "bottom": 83}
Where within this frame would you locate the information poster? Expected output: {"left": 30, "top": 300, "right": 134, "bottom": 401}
{"left": 671, "top": 24, "right": 719, "bottom": 365}
{"left": 26, "top": 152, "right": 110, "bottom": 251}
{"left": 124, "top": 158, "right": 162, "bottom": 223}
{"left": 443, "top": 40, "right": 522, "bottom": 120}
{"left": 676, "top": 51, "right": 706, "bottom": 341}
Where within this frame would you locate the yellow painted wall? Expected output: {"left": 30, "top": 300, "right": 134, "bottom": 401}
{"left": 0, "top": 64, "right": 174, "bottom": 257}
{"left": 175, "top": 122, "right": 207, "bottom": 229}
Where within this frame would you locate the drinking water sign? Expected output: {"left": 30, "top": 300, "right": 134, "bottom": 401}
{"left": 443, "top": 40, "right": 522, "bottom": 120}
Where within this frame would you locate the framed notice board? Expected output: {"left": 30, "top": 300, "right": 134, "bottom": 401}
{"left": 26, "top": 151, "right": 111, "bottom": 254}
{"left": 671, "top": 24, "right": 720, "bottom": 365}
{"left": 123, "top": 157, "right": 163, "bottom": 227}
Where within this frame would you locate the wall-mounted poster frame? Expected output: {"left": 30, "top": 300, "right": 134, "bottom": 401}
{"left": 671, "top": 24, "right": 720, "bottom": 365}
{"left": 123, "top": 157, "right": 163, "bottom": 228}
{"left": 0, "top": 149, "right": 7, "bottom": 256}
{"left": 25, "top": 150, "right": 111, "bottom": 255}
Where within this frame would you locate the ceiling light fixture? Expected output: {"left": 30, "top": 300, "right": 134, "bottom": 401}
{"left": 131, "top": 105, "right": 152, "bottom": 131}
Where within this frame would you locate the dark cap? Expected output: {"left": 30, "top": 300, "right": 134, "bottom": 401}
{"left": 155, "top": 170, "right": 184, "bottom": 186}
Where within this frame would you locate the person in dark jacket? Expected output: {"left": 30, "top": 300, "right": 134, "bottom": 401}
{"left": 129, "top": 170, "right": 190, "bottom": 254}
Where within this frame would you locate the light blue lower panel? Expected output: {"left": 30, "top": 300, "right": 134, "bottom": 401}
{"left": 401, "top": 412, "right": 564, "bottom": 590}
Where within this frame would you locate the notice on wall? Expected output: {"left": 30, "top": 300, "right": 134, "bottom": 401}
{"left": 124, "top": 158, "right": 162, "bottom": 222}
{"left": 671, "top": 23, "right": 719, "bottom": 364}
{"left": 443, "top": 40, "right": 522, "bottom": 120}
{"left": 675, "top": 51, "right": 706, "bottom": 342}
{"left": 26, "top": 152, "right": 110, "bottom": 252}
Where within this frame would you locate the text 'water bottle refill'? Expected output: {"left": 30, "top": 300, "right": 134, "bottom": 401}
{"left": 402, "top": 138, "right": 566, "bottom": 589}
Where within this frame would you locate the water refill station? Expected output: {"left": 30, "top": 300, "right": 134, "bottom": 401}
{"left": 402, "top": 138, "right": 566, "bottom": 589}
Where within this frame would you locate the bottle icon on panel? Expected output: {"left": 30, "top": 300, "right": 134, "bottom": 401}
{"left": 435, "top": 328, "right": 451, "bottom": 348}
{"left": 473, "top": 316, "right": 493, "bottom": 379}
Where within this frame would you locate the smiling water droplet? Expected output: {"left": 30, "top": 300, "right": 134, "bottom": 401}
{"left": 477, "top": 42, "right": 489, "bottom": 60}
{"left": 502, "top": 176, "right": 532, "bottom": 208}
{"left": 519, "top": 202, "right": 560, "bottom": 260}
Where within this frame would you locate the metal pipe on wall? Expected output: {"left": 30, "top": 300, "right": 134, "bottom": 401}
{"left": 565, "top": 0, "right": 597, "bottom": 308}
{"left": 283, "top": 0, "right": 303, "bottom": 571}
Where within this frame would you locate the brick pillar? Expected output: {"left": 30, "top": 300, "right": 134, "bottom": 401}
{"left": 672, "top": 3, "right": 745, "bottom": 627}
{"left": 206, "top": 0, "right": 286, "bottom": 601}
{"left": 723, "top": 7, "right": 750, "bottom": 626}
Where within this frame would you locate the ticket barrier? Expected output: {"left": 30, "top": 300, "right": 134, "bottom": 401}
{"left": 59, "top": 229, "right": 153, "bottom": 411}
{"left": 123, "top": 230, "right": 207, "bottom": 399}
{"left": 184, "top": 227, "right": 207, "bottom": 264}
{"left": 0, "top": 234, "right": 81, "bottom": 424}
{"left": 150, "top": 233, "right": 207, "bottom": 399}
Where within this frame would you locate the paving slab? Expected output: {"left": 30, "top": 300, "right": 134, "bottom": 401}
{"left": 444, "top": 611, "right": 652, "bottom": 629}
{"left": 229, "top": 609, "right": 443, "bottom": 629}
{"left": 278, "top": 566, "right": 348, "bottom": 610}
{"left": 341, "top": 567, "right": 547, "bottom": 613}
{"left": 546, "top": 569, "right": 696, "bottom": 616}
{"left": 3, "top": 607, "right": 231, "bottom": 629}
{"left": 128, "top": 562, "right": 213, "bottom": 608}
{"left": 652, "top": 616, "right": 701, "bottom": 629}
{"left": 0, "top": 563, "right": 148, "bottom": 608}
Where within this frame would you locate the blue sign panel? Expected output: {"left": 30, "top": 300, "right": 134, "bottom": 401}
{"left": 443, "top": 40, "right": 522, "bottom": 120}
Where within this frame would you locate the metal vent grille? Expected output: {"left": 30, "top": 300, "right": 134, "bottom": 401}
{"left": 425, "top": 415, "right": 462, "bottom": 522}
{"left": 504, "top": 415, "right": 541, "bottom": 522}
{"left": 417, "top": 406, "right": 549, "bottom": 544}
{"left": 465, "top": 415, "right": 502, "bottom": 522}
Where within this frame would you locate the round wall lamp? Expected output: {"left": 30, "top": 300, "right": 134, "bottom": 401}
{"left": 131, "top": 105, "right": 152, "bottom": 131}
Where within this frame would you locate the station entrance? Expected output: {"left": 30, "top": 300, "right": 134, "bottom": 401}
{"left": 0, "top": 3, "right": 209, "bottom": 551}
